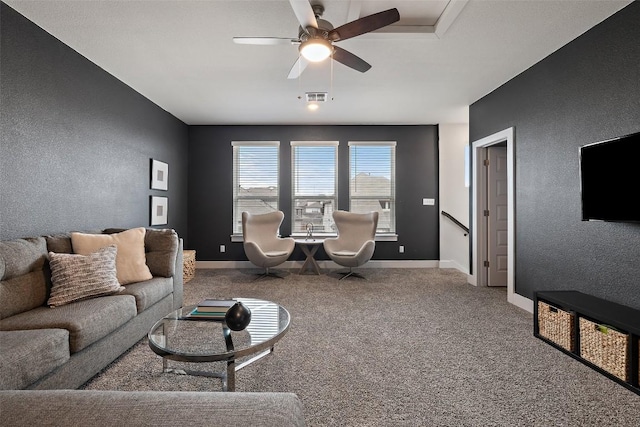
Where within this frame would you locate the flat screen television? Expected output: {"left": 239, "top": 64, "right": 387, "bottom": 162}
{"left": 579, "top": 131, "right": 640, "bottom": 222}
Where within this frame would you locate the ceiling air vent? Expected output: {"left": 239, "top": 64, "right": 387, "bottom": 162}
{"left": 305, "top": 92, "right": 327, "bottom": 102}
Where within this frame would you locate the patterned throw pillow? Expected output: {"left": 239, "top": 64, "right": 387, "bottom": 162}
{"left": 48, "top": 245, "right": 124, "bottom": 307}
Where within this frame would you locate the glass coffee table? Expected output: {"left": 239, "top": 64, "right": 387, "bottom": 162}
{"left": 148, "top": 297, "right": 290, "bottom": 391}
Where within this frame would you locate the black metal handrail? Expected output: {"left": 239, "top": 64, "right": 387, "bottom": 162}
{"left": 441, "top": 211, "right": 469, "bottom": 236}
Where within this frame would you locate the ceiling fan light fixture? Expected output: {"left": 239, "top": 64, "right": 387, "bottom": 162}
{"left": 299, "top": 39, "right": 332, "bottom": 62}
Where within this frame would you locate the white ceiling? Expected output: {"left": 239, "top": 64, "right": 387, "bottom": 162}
{"left": 5, "top": 0, "right": 632, "bottom": 125}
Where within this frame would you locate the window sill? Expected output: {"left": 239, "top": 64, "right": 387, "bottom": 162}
{"left": 230, "top": 233, "right": 398, "bottom": 242}
{"left": 374, "top": 234, "right": 399, "bottom": 242}
{"left": 290, "top": 233, "right": 336, "bottom": 239}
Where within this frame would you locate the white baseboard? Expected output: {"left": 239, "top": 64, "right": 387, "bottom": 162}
{"left": 467, "top": 274, "right": 477, "bottom": 286}
{"left": 509, "top": 292, "right": 534, "bottom": 313}
{"left": 439, "top": 259, "right": 469, "bottom": 274}
{"left": 196, "top": 259, "right": 440, "bottom": 270}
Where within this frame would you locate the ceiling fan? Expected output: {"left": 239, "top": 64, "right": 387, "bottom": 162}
{"left": 233, "top": 0, "right": 400, "bottom": 79}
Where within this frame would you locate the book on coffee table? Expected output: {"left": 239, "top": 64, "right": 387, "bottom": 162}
{"left": 196, "top": 299, "right": 236, "bottom": 314}
{"left": 182, "top": 299, "right": 236, "bottom": 320}
{"left": 185, "top": 308, "right": 226, "bottom": 320}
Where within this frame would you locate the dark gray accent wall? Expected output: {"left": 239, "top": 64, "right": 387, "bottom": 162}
{"left": 470, "top": 2, "right": 640, "bottom": 309}
{"left": 0, "top": 2, "right": 189, "bottom": 241}
{"left": 188, "top": 125, "right": 439, "bottom": 262}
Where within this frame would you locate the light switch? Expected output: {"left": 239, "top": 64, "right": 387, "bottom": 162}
{"left": 422, "top": 198, "right": 435, "bottom": 206}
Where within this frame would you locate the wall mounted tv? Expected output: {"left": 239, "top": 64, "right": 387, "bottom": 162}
{"left": 579, "top": 131, "right": 640, "bottom": 222}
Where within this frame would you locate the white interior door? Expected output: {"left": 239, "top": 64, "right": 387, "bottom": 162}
{"left": 487, "top": 146, "right": 508, "bottom": 287}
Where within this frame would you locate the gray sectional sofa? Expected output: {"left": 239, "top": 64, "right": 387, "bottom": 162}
{"left": 0, "top": 228, "right": 306, "bottom": 425}
{"left": 0, "top": 228, "right": 183, "bottom": 390}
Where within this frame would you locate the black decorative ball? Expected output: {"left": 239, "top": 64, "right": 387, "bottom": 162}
{"left": 225, "top": 301, "right": 252, "bottom": 331}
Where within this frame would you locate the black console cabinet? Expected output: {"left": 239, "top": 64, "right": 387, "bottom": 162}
{"left": 534, "top": 291, "right": 640, "bottom": 396}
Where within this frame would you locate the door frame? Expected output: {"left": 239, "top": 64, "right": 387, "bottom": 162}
{"left": 469, "top": 127, "right": 532, "bottom": 312}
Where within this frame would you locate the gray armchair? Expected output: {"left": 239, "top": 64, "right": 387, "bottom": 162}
{"left": 323, "top": 210, "right": 379, "bottom": 279}
{"left": 242, "top": 211, "right": 295, "bottom": 279}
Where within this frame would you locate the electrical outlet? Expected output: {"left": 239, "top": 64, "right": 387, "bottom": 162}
{"left": 399, "top": 245, "right": 405, "bottom": 253}
{"left": 220, "top": 245, "right": 225, "bottom": 253}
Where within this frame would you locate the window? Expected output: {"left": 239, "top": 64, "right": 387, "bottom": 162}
{"left": 291, "top": 141, "right": 338, "bottom": 234}
{"left": 349, "top": 141, "right": 396, "bottom": 233}
{"left": 232, "top": 141, "right": 279, "bottom": 234}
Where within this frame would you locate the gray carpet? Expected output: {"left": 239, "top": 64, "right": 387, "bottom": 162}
{"left": 82, "top": 268, "right": 640, "bottom": 426}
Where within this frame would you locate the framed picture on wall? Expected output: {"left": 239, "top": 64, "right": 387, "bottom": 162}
{"left": 151, "top": 159, "right": 169, "bottom": 190}
{"left": 150, "top": 196, "right": 168, "bottom": 226}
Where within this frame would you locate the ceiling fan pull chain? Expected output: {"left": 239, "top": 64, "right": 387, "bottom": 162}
{"left": 298, "top": 54, "right": 302, "bottom": 95}
{"left": 330, "top": 52, "right": 334, "bottom": 101}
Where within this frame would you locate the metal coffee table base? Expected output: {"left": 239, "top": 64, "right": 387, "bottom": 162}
{"left": 161, "top": 347, "right": 274, "bottom": 391}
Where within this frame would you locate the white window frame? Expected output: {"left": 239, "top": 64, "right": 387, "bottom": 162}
{"left": 290, "top": 141, "right": 339, "bottom": 237}
{"left": 349, "top": 141, "right": 397, "bottom": 237}
{"left": 231, "top": 141, "right": 280, "bottom": 239}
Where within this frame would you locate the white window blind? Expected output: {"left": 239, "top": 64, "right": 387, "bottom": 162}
{"left": 349, "top": 141, "right": 396, "bottom": 233}
{"left": 291, "top": 141, "right": 338, "bottom": 234}
{"left": 232, "top": 141, "right": 280, "bottom": 234}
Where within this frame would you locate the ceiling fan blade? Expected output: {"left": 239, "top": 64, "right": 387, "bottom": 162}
{"left": 328, "top": 8, "right": 400, "bottom": 42}
{"left": 332, "top": 46, "right": 371, "bottom": 73}
{"left": 287, "top": 56, "right": 309, "bottom": 79}
{"left": 289, "top": 0, "right": 318, "bottom": 32}
{"left": 233, "top": 37, "right": 298, "bottom": 45}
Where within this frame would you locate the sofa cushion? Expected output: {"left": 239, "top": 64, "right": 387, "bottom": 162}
{"left": 0, "top": 390, "right": 306, "bottom": 427}
{"left": 0, "top": 295, "right": 137, "bottom": 353}
{"left": 48, "top": 245, "right": 124, "bottom": 307}
{"left": 0, "top": 329, "right": 70, "bottom": 390}
{"left": 71, "top": 228, "right": 152, "bottom": 285}
{"left": 121, "top": 277, "right": 173, "bottom": 313}
{"left": 0, "top": 237, "right": 49, "bottom": 320}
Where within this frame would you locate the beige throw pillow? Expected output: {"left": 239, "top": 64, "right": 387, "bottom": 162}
{"left": 71, "top": 227, "right": 152, "bottom": 285}
{"left": 48, "top": 245, "right": 124, "bottom": 307}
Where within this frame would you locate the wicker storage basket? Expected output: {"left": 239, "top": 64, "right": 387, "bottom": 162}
{"left": 183, "top": 250, "right": 196, "bottom": 283}
{"left": 579, "top": 317, "right": 630, "bottom": 381}
{"left": 538, "top": 301, "right": 575, "bottom": 352}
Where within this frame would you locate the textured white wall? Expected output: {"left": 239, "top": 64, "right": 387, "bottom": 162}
{"left": 438, "top": 123, "right": 470, "bottom": 273}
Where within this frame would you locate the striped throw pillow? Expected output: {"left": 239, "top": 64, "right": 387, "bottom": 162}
{"left": 48, "top": 245, "right": 124, "bottom": 307}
